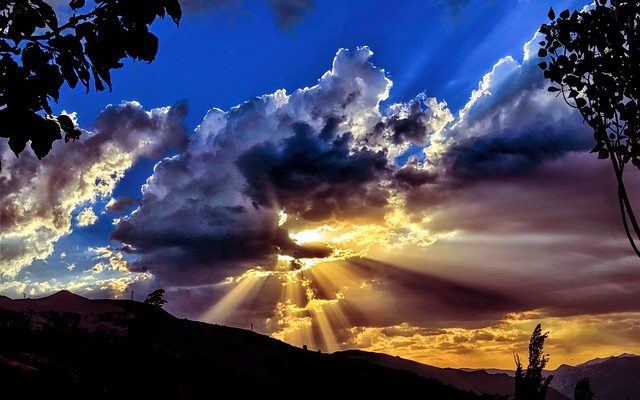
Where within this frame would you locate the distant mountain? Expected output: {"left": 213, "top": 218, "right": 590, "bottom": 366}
{"left": 574, "top": 353, "right": 637, "bottom": 367}
{"left": 0, "top": 291, "right": 498, "bottom": 399}
{"left": 336, "top": 350, "right": 569, "bottom": 400}
{"left": 545, "top": 354, "right": 640, "bottom": 400}
{"left": 466, "top": 368, "right": 515, "bottom": 377}
{"left": 461, "top": 353, "right": 640, "bottom": 400}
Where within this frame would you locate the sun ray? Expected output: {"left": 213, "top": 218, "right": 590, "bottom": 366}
{"left": 201, "top": 220, "right": 396, "bottom": 351}
{"left": 201, "top": 268, "right": 271, "bottom": 324}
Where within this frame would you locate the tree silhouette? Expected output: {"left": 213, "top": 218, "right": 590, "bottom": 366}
{"left": 574, "top": 378, "right": 594, "bottom": 400}
{"left": 0, "top": 0, "right": 181, "bottom": 161}
{"left": 514, "top": 324, "right": 553, "bottom": 400}
{"left": 144, "top": 288, "right": 167, "bottom": 308}
{"left": 538, "top": 1, "right": 640, "bottom": 258}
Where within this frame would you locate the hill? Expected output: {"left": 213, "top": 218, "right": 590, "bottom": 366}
{"left": 0, "top": 291, "right": 498, "bottom": 399}
{"left": 336, "top": 350, "right": 569, "bottom": 399}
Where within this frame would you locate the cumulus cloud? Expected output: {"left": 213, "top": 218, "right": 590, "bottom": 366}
{"left": 76, "top": 207, "right": 98, "bottom": 227}
{"left": 111, "top": 47, "right": 451, "bottom": 286}
{"left": 0, "top": 101, "right": 186, "bottom": 276}
{"left": 204, "top": 41, "right": 640, "bottom": 364}
{"left": 425, "top": 50, "right": 591, "bottom": 182}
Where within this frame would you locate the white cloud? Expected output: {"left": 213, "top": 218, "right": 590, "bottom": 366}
{"left": 0, "top": 102, "right": 185, "bottom": 276}
{"left": 76, "top": 207, "right": 98, "bottom": 227}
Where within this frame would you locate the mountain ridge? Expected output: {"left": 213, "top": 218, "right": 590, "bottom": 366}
{"left": 0, "top": 291, "right": 499, "bottom": 399}
{"left": 336, "top": 350, "right": 569, "bottom": 400}
{"left": 1, "top": 291, "right": 636, "bottom": 399}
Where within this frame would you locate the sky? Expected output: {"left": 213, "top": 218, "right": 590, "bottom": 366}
{"left": 1, "top": 0, "right": 639, "bottom": 369}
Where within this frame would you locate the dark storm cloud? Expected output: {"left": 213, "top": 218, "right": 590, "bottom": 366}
{"left": 419, "top": 52, "right": 592, "bottom": 190}
{"left": 236, "top": 122, "right": 389, "bottom": 221}
{"left": 443, "top": 124, "right": 593, "bottom": 180}
{"left": 394, "top": 152, "right": 640, "bottom": 324}
{"left": 393, "top": 164, "right": 438, "bottom": 189}
{"left": 371, "top": 100, "right": 432, "bottom": 145}
{"left": 399, "top": 53, "right": 591, "bottom": 212}
{"left": 111, "top": 200, "right": 330, "bottom": 284}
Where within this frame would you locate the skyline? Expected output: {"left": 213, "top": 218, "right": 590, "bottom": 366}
{"left": 1, "top": 0, "right": 638, "bottom": 369}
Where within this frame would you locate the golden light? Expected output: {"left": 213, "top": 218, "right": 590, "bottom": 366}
{"left": 201, "top": 268, "right": 272, "bottom": 324}
{"left": 201, "top": 245, "right": 363, "bottom": 351}
{"left": 200, "top": 197, "right": 447, "bottom": 353}
{"left": 289, "top": 226, "right": 330, "bottom": 244}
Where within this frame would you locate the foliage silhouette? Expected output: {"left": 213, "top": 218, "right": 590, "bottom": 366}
{"left": 538, "top": 1, "right": 640, "bottom": 257}
{"left": 514, "top": 324, "right": 553, "bottom": 400}
{"left": 574, "top": 378, "right": 594, "bottom": 400}
{"left": 144, "top": 288, "right": 167, "bottom": 308}
{"left": 0, "top": 0, "right": 181, "bottom": 161}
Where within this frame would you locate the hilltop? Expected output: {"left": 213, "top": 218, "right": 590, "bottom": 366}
{"left": 0, "top": 291, "right": 497, "bottom": 399}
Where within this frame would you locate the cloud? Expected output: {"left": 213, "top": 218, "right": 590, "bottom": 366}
{"left": 364, "top": 97, "right": 453, "bottom": 160}
{"left": 111, "top": 41, "right": 639, "bottom": 352}
{"left": 177, "top": 0, "right": 313, "bottom": 27}
{"left": 105, "top": 196, "right": 141, "bottom": 214}
{"left": 425, "top": 50, "right": 591, "bottom": 182}
{"left": 268, "top": 0, "right": 313, "bottom": 28}
{"left": 236, "top": 122, "right": 389, "bottom": 221}
{"left": 0, "top": 101, "right": 186, "bottom": 276}
{"left": 76, "top": 207, "right": 98, "bottom": 227}
{"left": 111, "top": 47, "right": 451, "bottom": 286}
{"left": 0, "top": 267, "right": 151, "bottom": 300}
{"left": 346, "top": 312, "right": 640, "bottom": 369}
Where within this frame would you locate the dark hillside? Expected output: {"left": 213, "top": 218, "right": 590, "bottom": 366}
{"left": 0, "top": 291, "right": 498, "bottom": 399}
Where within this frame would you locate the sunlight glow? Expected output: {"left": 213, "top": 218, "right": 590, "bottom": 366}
{"left": 201, "top": 268, "right": 271, "bottom": 324}
{"left": 290, "top": 227, "right": 330, "bottom": 245}
{"left": 202, "top": 194, "right": 454, "bottom": 352}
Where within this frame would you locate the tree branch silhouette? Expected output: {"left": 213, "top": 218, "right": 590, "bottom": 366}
{"left": 0, "top": 0, "right": 182, "bottom": 162}
{"left": 538, "top": 1, "right": 640, "bottom": 258}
